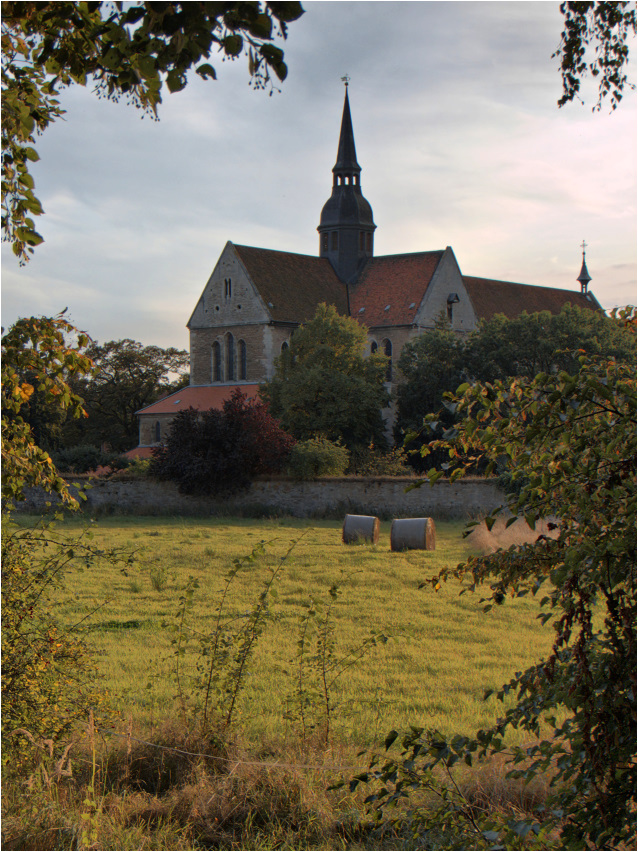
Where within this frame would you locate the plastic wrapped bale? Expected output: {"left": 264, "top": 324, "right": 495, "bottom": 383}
{"left": 390, "top": 517, "right": 436, "bottom": 551}
{"left": 342, "top": 514, "right": 380, "bottom": 544}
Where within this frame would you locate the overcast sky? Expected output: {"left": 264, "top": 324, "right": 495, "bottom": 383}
{"left": 2, "top": 0, "right": 636, "bottom": 351}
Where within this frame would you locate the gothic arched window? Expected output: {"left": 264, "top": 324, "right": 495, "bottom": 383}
{"left": 370, "top": 340, "right": 378, "bottom": 354}
{"left": 383, "top": 338, "right": 392, "bottom": 382}
{"left": 212, "top": 341, "right": 222, "bottom": 382}
{"left": 226, "top": 333, "right": 235, "bottom": 381}
{"left": 154, "top": 421, "right": 161, "bottom": 443}
{"left": 238, "top": 339, "right": 247, "bottom": 380}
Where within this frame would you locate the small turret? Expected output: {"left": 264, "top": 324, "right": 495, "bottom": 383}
{"left": 577, "top": 240, "right": 592, "bottom": 294}
{"left": 318, "top": 80, "right": 376, "bottom": 284}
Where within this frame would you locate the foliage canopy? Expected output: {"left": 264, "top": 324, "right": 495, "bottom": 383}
{"left": 152, "top": 386, "right": 295, "bottom": 495}
{"left": 1, "top": 0, "right": 304, "bottom": 260}
{"left": 262, "top": 303, "right": 390, "bottom": 453}
{"left": 554, "top": 1, "right": 636, "bottom": 110}
{"left": 395, "top": 304, "right": 637, "bottom": 469}
{"left": 1, "top": 314, "right": 128, "bottom": 779}
{"left": 63, "top": 337, "right": 189, "bottom": 453}
{"left": 1, "top": 312, "right": 94, "bottom": 504}
{"left": 363, "top": 308, "right": 637, "bottom": 850}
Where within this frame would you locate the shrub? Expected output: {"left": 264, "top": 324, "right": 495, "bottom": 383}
{"left": 152, "top": 388, "right": 295, "bottom": 496}
{"left": 118, "top": 456, "right": 152, "bottom": 478}
{"left": 286, "top": 436, "right": 349, "bottom": 479}
{"left": 52, "top": 444, "right": 131, "bottom": 473}
{"left": 1, "top": 519, "right": 116, "bottom": 775}
{"left": 347, "top": 445, "right": 412, "bottom": 476}
{"left": 362, "top": 310, "right": 637, "bottom": 850}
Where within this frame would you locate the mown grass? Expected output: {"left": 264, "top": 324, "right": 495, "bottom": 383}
{"left": 27, "top": 514, "right": 556, "bottom": 747}
{"left": 4, "top": 513, "right": 562, "bottom": 851}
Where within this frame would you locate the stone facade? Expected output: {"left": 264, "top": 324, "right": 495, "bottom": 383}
{"left": 138, "top": 413, "right": 177, "bottom": 446}
{"left": 134, "top": 89, "right": 600, "bottom": 449}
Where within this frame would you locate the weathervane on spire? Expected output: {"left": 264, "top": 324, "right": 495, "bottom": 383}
{"left": 341, "top": 74, "right": 350, "bottom": 88}
{"left": 577, "top": 239, "right": 592, "bottom": 294}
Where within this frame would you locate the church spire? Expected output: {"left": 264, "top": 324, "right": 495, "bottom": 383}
{"left": 577, "top": 240, "right": 592, "bottom": 293}
{"left": 334, "top": 80, "right": 360, "bottom": 176}
{"left": 318, "top": 81, "right": 376, "bottom": 284}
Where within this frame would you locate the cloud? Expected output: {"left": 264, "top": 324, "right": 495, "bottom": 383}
{"left": 2, "top": 1, "right": 635, "bottom": 345}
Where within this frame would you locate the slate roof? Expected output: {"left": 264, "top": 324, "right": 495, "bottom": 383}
{"left": 233, "top": 244, "right": 347, "bottom": 323}
{"left": 137, "top": 384, "right": 260, "bottom": 416}
{"left": 349, "top": 251, "right": 445, "bottom": 327}
{"left": 463, "top": 276, "right": 601, "bottom": 321}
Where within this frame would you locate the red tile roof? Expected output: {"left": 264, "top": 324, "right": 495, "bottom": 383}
{"left": 136, "top": 384, "right": 260, "bottom": 416}
{"left": 463, "top": 276, "right": 601, "bottom": 321}
{"left": 349, "top": 251, "right": 445, "bottom": 327}
{"left": 234, "top": 244, "right": 348, "bottom": 322}
{"left": 123, "top": 446, "right": 155, "bottom": 460}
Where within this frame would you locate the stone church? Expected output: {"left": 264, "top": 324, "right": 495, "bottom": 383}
{"left": 136, "top": 86, "right": 600, "bottom": 449}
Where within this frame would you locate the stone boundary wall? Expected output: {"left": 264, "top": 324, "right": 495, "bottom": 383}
{"left": 16, "top": 476, "right": 505, "bottom": 520}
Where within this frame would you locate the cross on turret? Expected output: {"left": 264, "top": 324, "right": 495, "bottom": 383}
{"left": 577, "top": 240, "right": 592, "bottom": 294}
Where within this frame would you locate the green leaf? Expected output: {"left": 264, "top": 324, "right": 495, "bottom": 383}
{"left": 196, "top": 63, "right": 216, "bottom": 80}
{"left": 166, "top": 70, "right": 186, "bottom": 93}
{"left": 224, "top": 34, "right": 243, "bottom": 57}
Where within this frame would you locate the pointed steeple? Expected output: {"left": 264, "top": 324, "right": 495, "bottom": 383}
{"left": 334, "top": 86, "right": 360, "bottom": 176}
{"left": 577, "top": 240, "right": 592, "bottom": 293}
{"left": 318, "top": 81, "right": 376, "bottom": 284}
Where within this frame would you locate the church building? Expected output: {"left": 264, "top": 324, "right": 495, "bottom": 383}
{"left": 137, "top": 85, "right": 600, "bottom": 448}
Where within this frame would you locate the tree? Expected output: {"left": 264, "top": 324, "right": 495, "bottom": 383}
{"left": 394, "top": 324, "right": 468, "bottom": 469}
{"left": 63, "top": 338, "right": 189, "bottom": 452}
{"left": 555, "top": 1, "right": 636, "bottom": 111}
{"left": 394, "top": 305, "right": 636, "bottom": 469}
{"left": 1, "top": 312, "right": 93, "bottom": 504}
{"left": 261, "top": 304, "right": 390, "bottom": 453}
{"left": 1, "top": 1, "right": 304, "bottom": 261}
{"left": 152, "top": 387, "right": 295, "bottom": 496}
{"left": 465, "top": 303, "right": 636, "bottom": 381}
{"left": 1, "top": 314, "right": 127, "bottom": 774}
{"left": 364, "top": 308, "right": 636, "bottom": 850}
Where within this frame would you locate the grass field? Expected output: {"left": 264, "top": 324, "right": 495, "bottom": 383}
{"left": 5, "top": 513, "right": 565, "bottom": 851}
{"left": 27, "top": 513, "right": 556, "bottom": 749}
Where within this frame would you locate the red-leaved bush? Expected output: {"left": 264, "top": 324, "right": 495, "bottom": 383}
{"left": 151, "top": 388, "right": 295, "bottom": 495}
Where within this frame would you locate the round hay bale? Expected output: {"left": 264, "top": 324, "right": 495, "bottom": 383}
{"left": 390, "top": 517, "right": 436, "bottom": 551}
{"left": 342, "top": 514, "right": 380, "bottom": 544}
